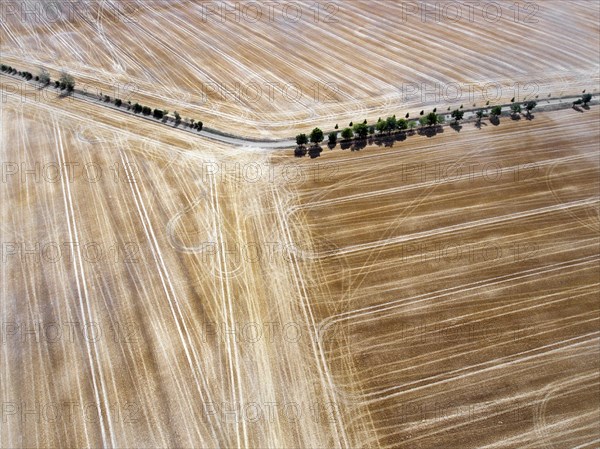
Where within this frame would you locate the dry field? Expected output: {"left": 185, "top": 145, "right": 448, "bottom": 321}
{"left": 1, "top": 1, "right": 599, "bottom": 138}
{"left": 1, "top": 0, "right": 600, "bottom": 448}
{"left": 1, "top": 72, "right": 599, "bottom": 447}
{"left": 0, "top": 78, "right": 361, "bottom": 447}
{"left": 278, "top": 106, "right": 600, "bottom": 448}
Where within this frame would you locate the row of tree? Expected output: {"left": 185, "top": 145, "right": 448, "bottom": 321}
{"left": 2, "top": 64, "right": 206, "bottom": 132}
{"left": 297, "top": 98, "right": 553, "bottom": 151}
{"left": 296, "top": 112, "right": 445, "bottom": 147}
{"left": 99, "top": 92, "right": 204, "bottom": 130}
{"left": 126, "top": 100, "right": 204, "bottom": 130}
{"left": 1, "top": 65, "right": 75, "bottom": 91}
{"left": 98, "top": 89, "right": 204, "bottom": 131}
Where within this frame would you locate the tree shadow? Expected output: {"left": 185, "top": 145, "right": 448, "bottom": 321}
{"left": 510, "top": 114, "right": 521, "bottom": 121}
{"left": 58, "top": 90, "right": 74, "bottom": 99}
{"left": 524, "top": 113, "right": 535, "bottom": 121}
{"left": 572, "top": 105, "right": 584, "bottom": 113}
{"left": 294, "top": 146, "right": 307, "bottom": 157}
{"left": 351, "top": 138, "right": 368, "bottom": 151}
{"left": 327, "top": 141, "right": 337, "bottom": 150}
{"left": 417, "top": 125, "right": 444, "bottom": 137}
{"left": 372, "top": 133, "right": 397, "bottom": 147}
{"left": 450, "top": 123, "right": 463, "bottom": 132}
{"left": 395, "top": 131, "right": 408, "bottom": 142}
{"left": 490, "top": 116, "right": 500, "bottom": 126}
{"left": 308, "top": 145, "right": 323, "bottom": 159}
{"left": 340, "top": 140, "right": 352, "bottom": 151}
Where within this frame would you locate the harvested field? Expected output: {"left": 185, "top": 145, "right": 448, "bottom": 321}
{"left": 279, "top": 107, "right": 600, "bottom": 448}
{"left": 1, "top": 75, "right": 598, "bottom": 447}
{"left": 0, "top": 82, "right": 360, "bottom": 447}
{"left": 1, "top": 1, "right": 599, "bottom": 138}
{"left": 1, "top": 0, "right": 599, "bottom": 447}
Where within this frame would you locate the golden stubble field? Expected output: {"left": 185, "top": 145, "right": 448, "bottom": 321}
{"left": 1, "top": 0, "right": 600, "bottom": 447}
{"left": 279, "top": 106, "right": 600, "bottom": 448}
{"left": 1, "top": 73, "right": 599, "bottom": 447}
{"left": 1, "top": 0, "right": 599, "bottom": 138}
{"left": 0, "top": 79, "right": 364, "bottom": 448}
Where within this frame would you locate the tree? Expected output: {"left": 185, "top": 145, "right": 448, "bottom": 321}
{"left": 38, "top": 69, "right": 50, "bottom": 85}
{"left": 425, "top": 112, "right": 441, "bottom": 127}
{"left": 328, "top": 132, "right": 337, "bottom": 145}
{"left": 490, "top": 106, "right": 502, "bottom": 117}
{"left": 197, "top": 121, "right": 203, "bottom": 131}
{"left": 115, "top": 99, "right": 122, "bottom": 107}
{"left": 153, "top": 108, "right": 164, "bottom": 119}
{"left": 385, "top": 116, "right": 397, "bottom": 133}
{"left": 142, "top": 106, "right": 152, "bottom": 115}
{"left": 510, "top": 103, "right": 522, "bottom": 115}
{"left": 104, "top": 95, "right": 111, "bottom": 102}
{"left": 524, "top": 101, "right": 537, "bottom": 116}
{"left": 582, "top": 93, "right": 593, "bottom": 105}
{"left": 476, "top": 109, "right": 485, "bottom": 123}
{"left": 368, "top": 126, "right": 375, "bottom": 135}
{"left": 341, "top": 128, "right": 353, "bottom": 140}
{"left": 173, "top": 111, "right": 181, "bottom": 124}
{"left": 133, "top": 103, "right": 143, "bottom": 113}
{"left": 419, "top": 116, "right": 428, "bottom": 128}
{"left": 375, "top": 120, "right": 387, "bottom": 134}
{"left": 296, "top": 133, "right": 308, "bottom": 146}
{"left": 397, "top": 118, "right": 408, "bottom": 131}
{"left": 59, "top": 72, "right": 75, "bottom": 91}
{"left": 451, "top": 109, "right": 464, "bottom": 124}
{"left": 353, "top": 123, "right": 369, "bottom": 139}
{"left": 310, "top": 127, "right": 324, "bottom": 144}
